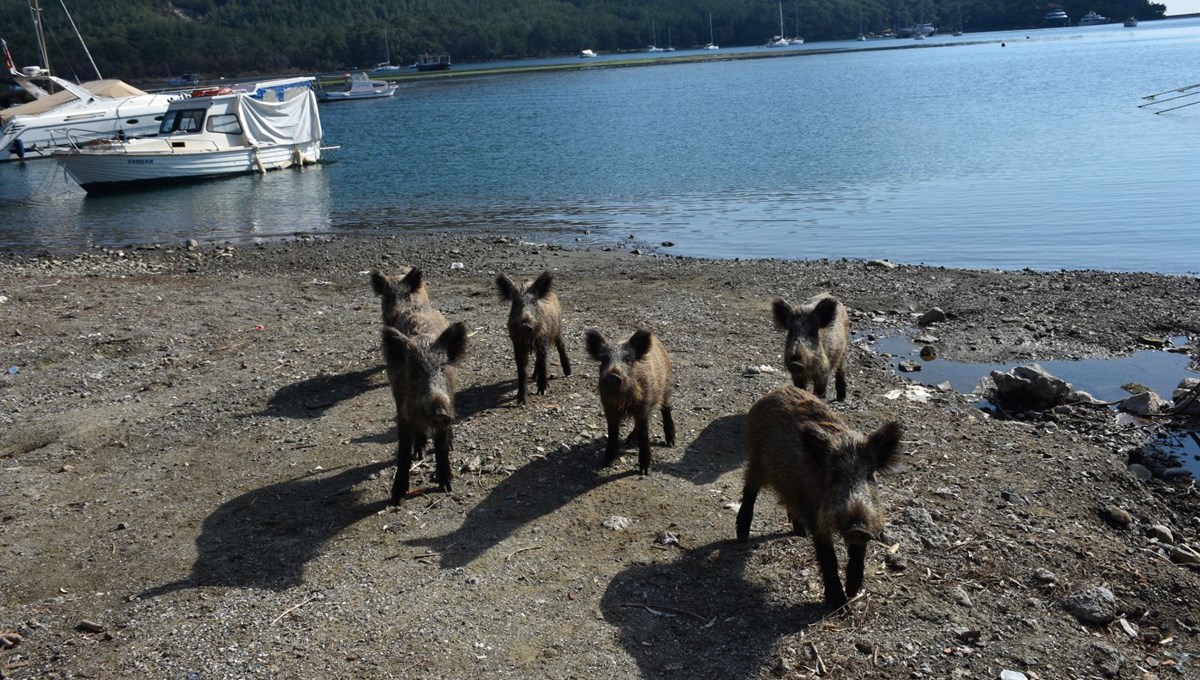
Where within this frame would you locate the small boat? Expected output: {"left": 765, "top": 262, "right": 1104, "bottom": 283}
{"left": 415, "top": 53, "right": 451, "bottom": 72}
{"left": 317, "top": 72, "right": 397, "bottom": 102}
{"left": 52, "top": 78, "right": 325, "bottom": 193}
{"left": 1044, "top": 9, "right": 1069, "bottom": 25}
{"left": 1078, "top": 10, "right": 1109, "bottom": 26}
{"left": 579, "top": 49, "right": 597, "bottom": 58}
{"left": 1124, "top": 16, "right": 1138, "bottom": 27}
{"left": 702, "top": 12, "right": 719, "bottom": 50}
{"left": 766, "top": 2, "right": 791, "bottom": 46}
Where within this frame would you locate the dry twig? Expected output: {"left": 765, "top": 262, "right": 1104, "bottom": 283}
{"left": 504, "top": 546, "right": 543, "bottom": 561}
{"left": 271, "top": 593, "right": 320, "bottom": 625}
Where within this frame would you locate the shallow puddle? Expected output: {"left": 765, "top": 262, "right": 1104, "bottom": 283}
{"left": 867, "top": 334, "right": 1195, "bottom": 403}
{"left": 867, "top": 332, "right": 1200, "bottom": 477}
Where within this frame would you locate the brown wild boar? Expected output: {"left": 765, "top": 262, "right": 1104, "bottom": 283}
{"left": 772, "top": 294, "right": 850, "bottom": 401}
{"left": 381, "top": 322, "right": 467, "bottom": 504}
{"left": 370, "top": 266, "right": 447, "bottom": 336}
{"left": 736, "top": 386, "right": 902, "bottom": 609}
{"left": 495, "top": 271, "right": 572, "bottom": 404}
{"left": 584, "top": 328, "right": 675, "bottom": 475}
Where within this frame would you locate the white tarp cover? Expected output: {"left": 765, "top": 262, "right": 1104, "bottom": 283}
{"left": 235, "top": 89, "right": 322, "bottom": 148}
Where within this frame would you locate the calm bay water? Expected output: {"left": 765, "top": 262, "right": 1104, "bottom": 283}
{"left": 3, "top": 19, "right": 1200, "bottom": 274}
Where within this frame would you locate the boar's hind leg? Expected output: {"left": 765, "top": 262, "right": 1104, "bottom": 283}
{"left": 433, "top": 427, "right": 453, "bottom": 492}
{"left": 390, "top": 424, "right": 414, "bottom": 506}
{"left": 835, "top": 366, "right": 847, "bottom": 402}
{"left": 661, "top": 404, "right": 676, "bottom": 447}
{"left": 556, "top": 337, "right": 572, "bottom": 377}
{"left": 813, "top": 537, "right": 848, "bottom": 609}
{"left": 786, "top": 511, "right": 808, "bottom": 537}
{"left": 413, "top": 433, "right": 428, "bottom": 461}
{"left": 534, "top": 345, "right": 549, "bottom": 395}
{"left": 514, "top": 346, "right": 529, "bottom": 405}
{"left": 735, "top": 473, "right": 761, "bottom": 543}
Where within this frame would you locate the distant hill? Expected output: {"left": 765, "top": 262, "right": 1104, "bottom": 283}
{"left": 0, "top": 0, "right": 1168, "bottom": 81}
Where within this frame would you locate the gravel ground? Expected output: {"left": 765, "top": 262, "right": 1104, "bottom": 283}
{"left": 2, "top": 232, "right": 1200, "bottom": 679}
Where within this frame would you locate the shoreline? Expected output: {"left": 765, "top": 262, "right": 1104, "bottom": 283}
{"left": 2, "top": 231, "right": 1199, "bottom": 677}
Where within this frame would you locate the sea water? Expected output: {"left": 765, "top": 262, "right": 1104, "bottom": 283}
{"left": 3, "top": 19, "right": 1200, "bottom": 274}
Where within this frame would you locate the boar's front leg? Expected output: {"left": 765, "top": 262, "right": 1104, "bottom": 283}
{"left": 603, "top": 415, "right": 621, "bottom": 467}
{"left": 433, "top": 426, "right": 453, "bottom": 492}
{"left": 661, "top": 404, "right": 675, "bottom": 447}
{"left": 736, "top": 482, "right": 759, "bottom": 543}
{"left": 845, "top": 543, "right": 867, "bottom": 599}
{"left": 514, "top": 345, "right": 530, "bottom": 405}
{"left": 813, "top": 536, "right": 848, "bottom": 609}
{"left": 390, "top": 422, "right": 414, "bottom": 505}
{"left": 835, "top": 366, "right": 847, "bottom": 402}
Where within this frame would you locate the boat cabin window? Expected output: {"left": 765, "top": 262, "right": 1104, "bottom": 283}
{"left": 206, "top": 114, "right": 242, "bottom": 135}
{"left": 158, "top": 108, "right": 206, "bottom": 134}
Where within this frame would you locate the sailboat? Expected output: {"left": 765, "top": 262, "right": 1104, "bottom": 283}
{"left": 703, "top": 13, "right": 720, "bottom": 50}
{"left": 645, "top": 20, "right": 664, "bottom": 52}
{"left": 792, "top": 2, "right": 805, "bottom": 45}
{"left": 766, "top": 2, "right": 790, "bottom": 46}
{"left": 374, "top": 29, "right": 403, "bottom": 71}
{"left": 952, "top": 5, "right": 964, "bottom": 36}
{"left": 665, "top": 26, "right": 675, "bottom": 52}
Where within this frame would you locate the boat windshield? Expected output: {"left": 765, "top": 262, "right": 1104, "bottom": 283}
{"left": 158, "top": 108, "right": 206, "bottom": 134}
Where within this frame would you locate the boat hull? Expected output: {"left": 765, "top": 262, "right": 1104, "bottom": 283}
{"left": 317, "top": 89, "right": 396, "bottom": 102}
{"left": 55, "top": 141, "right": 322, "bottom": 193}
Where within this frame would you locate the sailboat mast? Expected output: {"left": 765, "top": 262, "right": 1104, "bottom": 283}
{"left": 59, "top": 0, "right": 102, "bottom": 79}
{"left": 29, "top": 0, "right": 51, "bottom": 77}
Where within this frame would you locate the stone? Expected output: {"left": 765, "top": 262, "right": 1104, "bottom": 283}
{"left": 1100, "top": 505, "right": 1132, "bottom": 529}
{"left": 1065, "top": 585, "right": 1119, "bottom": 625}
{"left": 185, "top": 239, "right": 199, "bottom": 251}
{"left": 917, "top": 307, "right": 947, "bottom": 326}
{"left": 1146, "top": 525, "right": 1174, "bottom": 545}
{"left": 1163, "top": 467, "right": 1193, "bottom": 482}
{"left": 1118, "top": 391, "right": 1167, "bottom": 416}
{"left": 1033, "top": 568, "right": 1057, "bottom": 585}
{"left": 867, "top": 259, "right": 898, "bottom": 269}
{"left": 602, "top": 516, "right": 631, "bottom": 531}
{"left": 990, "top": 364, "right": 1072, "bottom": 410}
{"left": 1172, "top": 378, "right": 1200, "bottom": 415}
{"left": 1170, "top": 544, "right": 1200, "bottom": 565}
{"left": 1000, "top": 671, "right": 1029, "bottom": 680}
{"left": 1127, "top": 463, "right": 1153, "bottom": 482}
{"left": 951, "top": 587, "right": 973, "bottom": 607}
{"left": 898, "top": 360, "right": 922, "bottom": 372}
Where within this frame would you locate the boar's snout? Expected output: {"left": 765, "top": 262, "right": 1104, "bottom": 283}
{"left": 843, "top": 526, "right": 874, "bottom": 545}
{"left": 519, "top": 321, "right": 535, "bottom": 338}
{"left": 602, "top": 372, "right": 624, "bottom": 389}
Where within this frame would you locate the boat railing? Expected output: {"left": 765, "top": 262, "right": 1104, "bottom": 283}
{"left": 57, "top": 134, "right": 224, "bottom": 154}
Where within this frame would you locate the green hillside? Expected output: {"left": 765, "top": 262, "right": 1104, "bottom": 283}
{"left": 0, "top": 0, "right": 1167, "bottom": 81}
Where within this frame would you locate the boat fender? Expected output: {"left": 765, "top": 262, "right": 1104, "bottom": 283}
{"left": 252, "top": 150, "right": 267, "bottom": 175}
{"left": 11, "top": 139, "right": 24, "bottom": 159}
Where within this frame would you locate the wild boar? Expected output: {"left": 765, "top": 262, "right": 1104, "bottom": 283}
{"left": 771, "top": 294, "right": 850, "bottom": 401}
{"left": 370, "top": 266, "right": 447, "bottom": 336}
{"left": 495, "top": 271, "right": 572, "bottom": 404}
{"left": 584, "top": 328, "right": 675, "bottom": 475}
{"left": 381, "top": 322, "right": 467, "bottom": 504}
{"left": 736, "top": 386, "right": 902, "bottom": 609}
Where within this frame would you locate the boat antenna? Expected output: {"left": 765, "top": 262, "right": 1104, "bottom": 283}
{"left": 29, "top": 0, "right": 52, "bottom": 77}
{"left": 2, "top": 38, "right": 19, "bottom": 76}
{"left": 59, "top": 0, "right": 101, "bottom": 79}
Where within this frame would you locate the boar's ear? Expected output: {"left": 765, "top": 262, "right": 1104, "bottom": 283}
{"left": 437, "top": 322, "right": 468, "bottom": 365}
{"left": 813, "top": 297, "right": 840, "bottom": 328}
{"left": 629, "top": 328, "right": 654, "bottom": 360}
{"left": 867, "top": 421, "right": 903, "bottom": 472}
{"left": 401, "top": 267, "right": 424, "bottom": 292}
{"left": 771, "top": 298, "right": 793, "bottom": 330}
{"left": 529, "top": 271, "right": 554, "bottom": 299}
{"left": 380, "top": 326, "right": 411, "bottom": 362}
{"left": 584, "top": 329, "right": 607, "bottom": 360}
{"left": 495, "top": 274, "right": 518, "bottom": 302}
{"left": 370, "top": 270, "right": 391, "bottom": 296}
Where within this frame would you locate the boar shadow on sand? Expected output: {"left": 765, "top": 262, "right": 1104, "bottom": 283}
{"left": 139, "top": 462, "right": 390, "bottom": 598}
{"left": 602, "top": 539, "right": 824, "bottom": 677}
{"left": 406, "top": 440, "right": 626, "bottom": 569}
{"left": 260, "top": 366, "right": 386, "bottom": 420}
{"left": 667, "top": 414, "right": 746, "bottom": 486}
{"left": 737, "top": 386, "right": 902, "bottom": 609}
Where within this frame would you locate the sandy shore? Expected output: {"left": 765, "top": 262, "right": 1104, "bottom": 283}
{"left": 2, "top": 232, "right": 1199, "bottom": 678}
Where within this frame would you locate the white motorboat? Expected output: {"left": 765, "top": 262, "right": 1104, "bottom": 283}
{"left": 53, "top": 79, "right": 324, "bottom": 193}
{"left": 1044, "top": 9, "right": 1070, "bottom": 25}
{"left": 317, "top": 72, "right": 397, "bottom": 102}
{"left": 579, "top": 49, "right": 597, "bottom": 58}
{"left": 1078, "top": 10, "right": 1110, "bottom": 26}
{"left": 1124, "top": 16, "right": 1139, "bottom": 27}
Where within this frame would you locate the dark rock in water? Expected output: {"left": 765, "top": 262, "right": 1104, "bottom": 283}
{"left": 1119, "top": 391, "right": 1167, "bottom": 416}
{"left": 990, "top": 364, "right": 1072, "bottom": 411}
{"left": 1172, "top": 378, "right": 1200, "bottom": 415}
{"left": 898, "top": 360, "right": 922, "bottom": 372}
